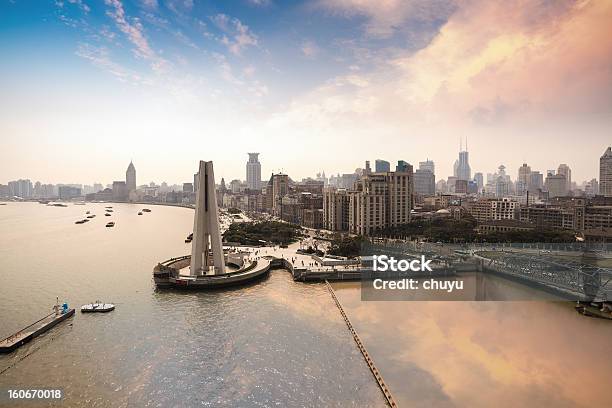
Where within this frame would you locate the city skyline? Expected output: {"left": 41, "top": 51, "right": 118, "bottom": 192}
{"left": 2, "top": 1, "right": 611, "bottom": 184}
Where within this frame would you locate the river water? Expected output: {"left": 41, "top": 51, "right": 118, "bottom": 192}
{"left": 1, "top": 202, "right": 611, "bottom": 407}
{"left": 0, "top": 203, "right": 384, "bottom": 407}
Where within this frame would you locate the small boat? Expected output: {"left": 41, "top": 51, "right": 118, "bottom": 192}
{"left": 86, "top": 215, "right": 95, "bottom": 219}
{"left": 86, "top": 211, "right": 90, "bottom": 214}
{"left": 81, "top": 301, "right": 115, "bottom": 313}
{"left": 0, "top": 300, "right": 75, "bottom": 354}
{"left": 105, "top": 206, "right": 113, "bottom": 209}
{"left": 138, "top": 212, "right": 143, "bottom": 215}
{"left": 142, "top": 208, "right": 151, "bottom": 213}
{"left": 185, "top": 232, "right": 193, "bottom": 243}
{"left": 105, "top": 209, "right": 114, "bottom": 213}
{"left": 104, "top": 213, "right": 111, "bottom": 217}
{"left": 575, "top": 301, "right": 612, "bottom": 320}
{"left": 106, "top": 222, "right": 115, "bottom": 227}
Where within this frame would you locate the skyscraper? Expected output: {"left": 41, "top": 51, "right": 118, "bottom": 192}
{"left": 517, "top": 163, "right": 531, "bottom": 195}
{"left": 246, "top": 153, "right": 262, "bottom": 191}
{"left": 557, "top": 164, "right": 572, "bottom": 193}
{"left": 375, "top": 159, "right": 390, "bottom": 172}
{"left": 419, "top": 159, "right": 435, "bottom": 174}
{"left": 455, "top": 138, "right": 471, "bottom": 181}
{"left": 126, "top": 161, "right": 136, "bottom": 192}
{"left": 600, "top": 146, "right": 612, "bottom": 197}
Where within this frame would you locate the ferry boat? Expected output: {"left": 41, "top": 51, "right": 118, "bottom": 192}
{"left": 575, "top": 302, "right": 612, "bottom": 320}
{"left": 81, "top": 301, "right": 115, "bottom": 313}
{"left": 0, "top": 300, "right": 75, "bottom": 354}
{"left": 106, "top": 222, "right": 115, "bottom": 228}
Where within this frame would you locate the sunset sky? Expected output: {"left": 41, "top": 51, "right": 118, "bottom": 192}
{"left": 1, "top": 0, "right": 611, "bottom": 185}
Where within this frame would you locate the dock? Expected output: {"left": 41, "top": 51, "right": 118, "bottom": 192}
{"left": 0, "top": 309, "right": 75, "bottom": 354}
{"left": 325, "top": 280, "right": 398, "bottom": 407}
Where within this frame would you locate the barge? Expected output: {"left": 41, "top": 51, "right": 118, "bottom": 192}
{"left": 0, "top": 303, "right": 75, "bottom": 354}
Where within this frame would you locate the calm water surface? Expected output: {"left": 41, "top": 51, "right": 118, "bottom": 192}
{"left": 0, "top": 203, "right": 384, "bottom": 407}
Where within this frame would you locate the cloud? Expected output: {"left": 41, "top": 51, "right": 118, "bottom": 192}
{"left": 315, "top": 0, "right": 456, "bottom": 39}
{"left": 141, "top": 0, "right": 158, "bottom": 9}
{"left": 103, "top": 0, "right": 169, "bottom": 73}
{"left": 210, "top": 14, "right": 258, "bottom": 55}
{"left": 247, "top": 0, "right": 271, "bottom": 6}
{"left": 75, "top": 43, "right": 146, "bottom": 84}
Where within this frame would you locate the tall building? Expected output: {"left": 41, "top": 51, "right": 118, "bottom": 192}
{"left": 126, "top": 161, "right": 136, "bottom": 192}
{"left": 112, "top": 181, "right": 128, "bottom": 201}
{"left": 600, "top": 146, "right": 612, "bottom": 197}
{"left": 246, "top": 153, "right": 262, "bottom": 190}
{"left": 557, "top": 164, "right": 572, "bottom": 193}
{"left": 517, "top": 163, "right": 531, "bottom": 195}
{"left": 453, "top": 137, "right": 471, "bottom": 181}
{"left": 266, "top": 173, "right": 290, "bottom": 217}
{"left": 396, "top": 160, "right": 412, "bottom": 173}
{"left": 528, "top": 171, "right": 544, "bottom": 193}
{"left": 375, "top": 159, "right": 390, "bottom": 172}
{"left": 414, "top": 169, "right": 435, "bottom": 196}
{"left": 545, "top": 173, "right": 568, "bottom": 198}
{"left": 419, "top": 159, "right": 435, "bottom": 174}
{"left": 474, "top": 172, "right": 484, "bottom": 192}
{"left": 323, "top": 187, "right": 350, "bottom": 231}
{"left": 8, "top": 179, "right": 33, "bottom": 198}
{"left": 348, "top": 168, "right": 413, "bottom": 235}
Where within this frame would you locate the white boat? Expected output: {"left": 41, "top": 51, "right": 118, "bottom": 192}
{"left": 80, "top": 302, "right": 115, "bottom": 313}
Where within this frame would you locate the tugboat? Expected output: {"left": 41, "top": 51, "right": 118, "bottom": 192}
{"left": 81, "top": 301, "right": 115, "bottom": 313}
{"left": 106, "top": 222, "right": 115, "bottom": 228}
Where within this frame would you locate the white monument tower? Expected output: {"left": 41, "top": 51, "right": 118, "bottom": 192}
{"left": 190, "top": 161, "right": 225, "bottom": 276}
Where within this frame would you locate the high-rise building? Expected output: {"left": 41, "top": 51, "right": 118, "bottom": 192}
{"left": 396, "top": 160, "right": 412, "bottom": 173}
{"left": 474, "top": 173, "right": 484, "bottom": 192}
{"left": 266, "top": 173, "right": 290, "bottom": 217}
{"left": 545, "top": 174, "right": 568, "bottom": 198}
{"left": 246, "top": 153, "right": 262, "bottom": 191}
{"left": 557, "top": 164, "right": 572, "bottom": 193}
{"left": 112, "top": 181, "right": 128, "bottom": 201}
{"left": 8, "top": 179, "right": 33, "bottom": 198}
{"left": 585, "top": 179, "right": 599, "bottom": 197}
{"left": 419, "top": 159, "right": 435, "bottom": 174}
{"left": 126, "top": 161, "right": 136, "bottom": 192}
{"left": 528, "top": 171, "right": 544, "bottom": 193}
{"left": 414, "top": 169, "right": 435, "bottom": 196}
{"left": 600, "top": 146, "right": 612, "bottom": 197}
{"left": 323, "top": 187, "right": 350, "bottom": 231}
{"left": 375, "top": 159, "right": 390, "bottom": 172}
{"left": 456, "top": 150, "right": 471, "bottom": 181}
{"left": 348, "top": 168, "right": 413, "bottom": 235}
{"left": 517, "top": 163, "right": 531, "bottom": 195}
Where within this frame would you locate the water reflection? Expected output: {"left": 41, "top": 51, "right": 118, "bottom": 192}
{"left": 334, "top": 280, "right": 612, "bottom": 407}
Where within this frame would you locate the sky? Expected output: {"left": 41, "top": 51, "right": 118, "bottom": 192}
{"left": 1, "top": 0, "right": 611, "bottom": 186}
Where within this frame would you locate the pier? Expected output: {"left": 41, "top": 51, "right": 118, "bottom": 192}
{"left": 325, "top": 280, "right": 398, "bottom": 408}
